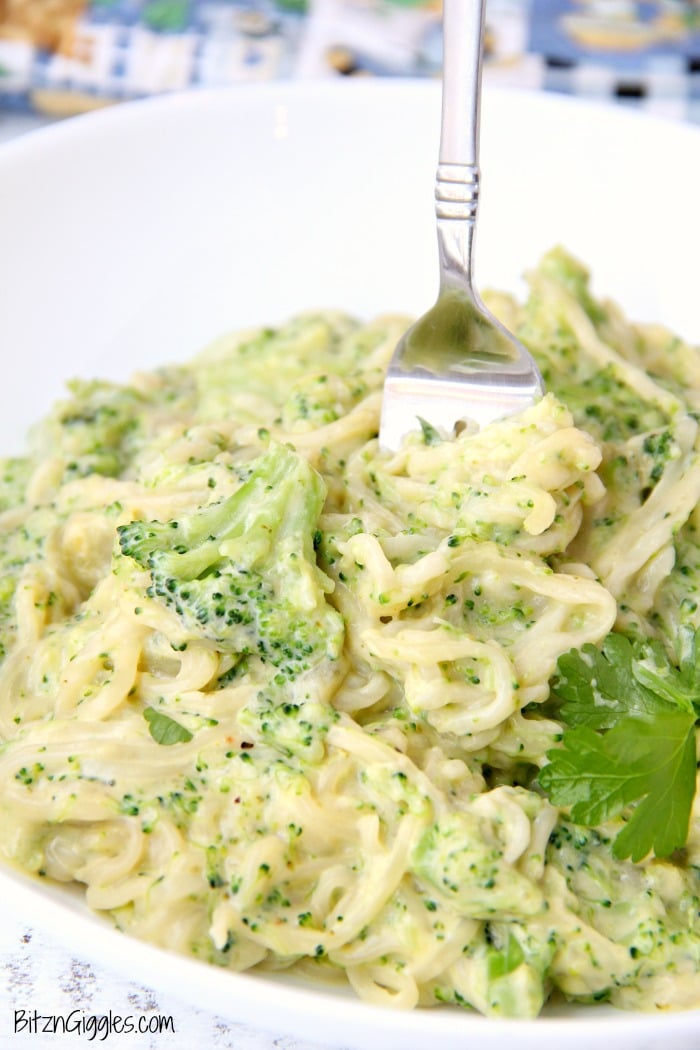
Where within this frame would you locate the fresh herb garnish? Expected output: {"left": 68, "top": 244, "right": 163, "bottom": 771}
{"left": 143, "top": 707, "right": 193, "bottom": 746}
{"left": 539, "top": 629, "right": 700, "bottom": 862}
{"left": 417, "top": 417, "right": 441, "bottom": 445}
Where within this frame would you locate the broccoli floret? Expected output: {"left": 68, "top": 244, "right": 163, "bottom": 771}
{"left": 0, "top": 457, "right": 33, "bottom": 514}
{"left": 537, "top": 246, "right": 606, "bottom": 325}
{"left": 0, "top": 505, "right": 60, "bottom": 663}
{"left": 33, "top": 378, "right": 146, "bottom": 482}
{"left": 118, "top": 443, "right": 344, "bottom": 677}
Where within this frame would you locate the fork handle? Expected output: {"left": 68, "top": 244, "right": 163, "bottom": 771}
{"left": 436, "top": 0, "right": 486, "bottom": 295}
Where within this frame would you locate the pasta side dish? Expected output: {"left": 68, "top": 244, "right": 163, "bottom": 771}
{"left": 2, "top": 248, "right": 700, "bottom": 1018}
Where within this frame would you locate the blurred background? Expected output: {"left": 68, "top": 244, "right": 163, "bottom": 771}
{"left": 1, "top": 0, "right": 700, "bottom": 142}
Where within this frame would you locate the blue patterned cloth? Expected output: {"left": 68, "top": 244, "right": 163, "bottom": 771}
{"left": 1, "top": 0, "right": 699, "bottom": 123}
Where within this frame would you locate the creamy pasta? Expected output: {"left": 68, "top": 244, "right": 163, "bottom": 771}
{"left": 1, "top": 247, "right": 700, "bottom": 1018}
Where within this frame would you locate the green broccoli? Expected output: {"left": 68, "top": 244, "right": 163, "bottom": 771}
{"left": 0, "top": 457, "right": 33, "bottom": 514}
{"left": 537, "top": 246, "right": 607, "bottom": 325}
{"left": 118, "top": 442, "right": 344, "bottom": 678}
{"left": 33, "top": 378, "right": 145, "bottom": 482}
{"left": 0, "top": 505, "right": 61, "bottom": 663}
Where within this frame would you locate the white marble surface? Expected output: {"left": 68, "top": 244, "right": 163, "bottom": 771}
{"left": 0, "top": 900, "right": 335, "bottom": 1050}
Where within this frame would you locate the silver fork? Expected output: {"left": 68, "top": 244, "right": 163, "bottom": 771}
{"left": 379, "top": 0, "right": 543, "bottom": 451}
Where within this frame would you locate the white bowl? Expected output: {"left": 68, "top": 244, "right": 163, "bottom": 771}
{"left": 1, "top": 80, "right": 700, "bottom": 1050}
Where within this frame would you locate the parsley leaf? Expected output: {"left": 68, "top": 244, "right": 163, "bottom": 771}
{"left": 143, "top": 707, "right": 193, "bottom": 746}
{"left": 539, "top": 630, "right": 700, "bottom": 862}
{"left": 632, "top": 626, "right": 700, "bottom": 715}
{"left": 552, "top": 634, "right": 669, "bottom": 728}
{"left": 417, "top": 417, "right": 441, "bottom": 445}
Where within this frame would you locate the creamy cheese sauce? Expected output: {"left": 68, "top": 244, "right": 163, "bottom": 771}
{"left": 1, "top": 248, "right": 699, "bottom": 1017}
